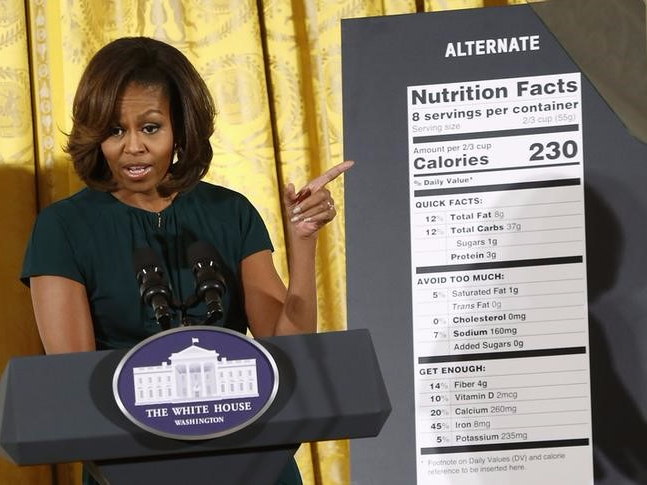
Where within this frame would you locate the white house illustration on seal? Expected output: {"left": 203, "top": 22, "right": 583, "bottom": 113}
{"left": 132, "top": 338, "right": 259, "bottom": 406}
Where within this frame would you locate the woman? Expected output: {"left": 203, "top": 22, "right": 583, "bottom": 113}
{"left": 21, "top": 37, "right": 351, "bottom": 484}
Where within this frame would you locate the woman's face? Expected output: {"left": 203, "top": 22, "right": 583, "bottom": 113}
{"left": 101, "top": 82, "right": 174, "bottom": 202}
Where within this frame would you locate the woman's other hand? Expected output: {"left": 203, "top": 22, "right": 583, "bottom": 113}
{"left": 284, "top": 160, "right": 354, "bottom": 239}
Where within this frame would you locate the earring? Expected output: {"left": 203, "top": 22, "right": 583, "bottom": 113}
{"left": 172, "top": 145, "right": 182, "bottom": 165}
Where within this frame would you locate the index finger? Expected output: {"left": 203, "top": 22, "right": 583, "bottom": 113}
{"left": 307, "top": 160, "right": 355, "bottom": 192}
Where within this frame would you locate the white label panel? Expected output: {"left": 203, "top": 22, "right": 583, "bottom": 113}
{"left": 408, "top": 73, "right": 593, "bottom": 485}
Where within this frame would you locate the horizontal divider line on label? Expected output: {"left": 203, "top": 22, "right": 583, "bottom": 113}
{"left": 416, "top": 255, "right": 583, "bottom": 273}
{"left": 414, "top": 177, "right": 581, "bottom": 197}
{"left": 412, "top": 161, "right": 580, "bottom": 178}
{"left": 420, "top": 438, "right": 589, "bottom": 455}
{"left": 417, "top": 346, "right": 586, "bottom": 364}
{"left": 412, "top": 124, "right": 579, "bottom": 144}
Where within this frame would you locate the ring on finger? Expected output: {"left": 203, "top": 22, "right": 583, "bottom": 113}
{"left": 326, "top": 200, "right": 334, "bottom": 210}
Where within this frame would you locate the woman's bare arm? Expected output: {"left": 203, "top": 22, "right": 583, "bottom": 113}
{"left": 241, "top": 244, "right": 317, "bottom": 338}
{"left": 242, "top": 161, "right": 353, "bottom": 337}
{"left": 29, "top": 275, "right": 96, "bottom": 353}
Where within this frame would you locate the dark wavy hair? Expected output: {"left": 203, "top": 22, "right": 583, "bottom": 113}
{"left": 65, "top": 37, "right": 215, "bottom": 196}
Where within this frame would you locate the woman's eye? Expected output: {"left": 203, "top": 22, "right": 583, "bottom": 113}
{"left": 142, "top": 124, "right": 159, "bottom": 134}
{"left": 110, "top": 126, "right": 124, "bottom": 137}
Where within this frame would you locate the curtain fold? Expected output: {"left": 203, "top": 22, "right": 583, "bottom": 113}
{"left": 425, "top": 0, "right": 484, "bottom": 9}
{"left": 0, "top": 0, "right": 52, "bottom": 484}
{"left": 0, "top": 1, "right": 528, "bottom": 484}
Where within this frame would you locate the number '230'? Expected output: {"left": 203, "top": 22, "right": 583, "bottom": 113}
{"left": 529, "top": 140, "right": 578, "bottom": 161}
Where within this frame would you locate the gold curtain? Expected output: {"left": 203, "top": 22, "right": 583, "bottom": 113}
{"left": 0, "top": 1, "right": 526, "bottom": 484}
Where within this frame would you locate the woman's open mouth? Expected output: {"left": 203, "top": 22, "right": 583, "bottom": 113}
{"left": 124, "top": 165, "right": 152, "bottom": 179}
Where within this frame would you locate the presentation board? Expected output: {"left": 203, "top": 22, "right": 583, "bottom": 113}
{"left": 343, "top": 4, "right": 647, "bottom": 485}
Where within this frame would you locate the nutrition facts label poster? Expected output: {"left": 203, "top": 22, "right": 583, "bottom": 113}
{"left": 408, "top": 74, "right": 592, "bottom": 483}
{"left": 343, "top": 5, "right": 597, "bottom": 485}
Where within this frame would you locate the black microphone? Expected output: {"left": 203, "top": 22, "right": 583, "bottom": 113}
{"left": 187, "top": 241, "right": 226, "bottom": 324}
{"left": 132, "top": 247, "right": 174, "bottom": 330}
